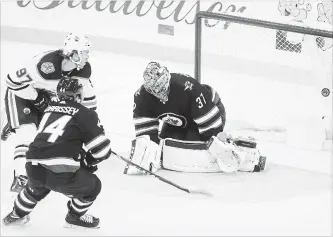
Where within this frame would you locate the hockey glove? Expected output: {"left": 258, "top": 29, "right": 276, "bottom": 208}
{"left": 80, "top": 150, "right": 110, "bottom": 173}
{"left": 80, "top": 152, "right": 98, "bottom": 173}
{"left": 81, "top": 160, "right": 98, "bottom": 173}
{"left": 32, "top": 92, "right": 50, "bottom": 112}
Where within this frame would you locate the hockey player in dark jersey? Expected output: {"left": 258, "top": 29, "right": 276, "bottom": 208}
{"left": 1, "top": 33, "right": 97, "bottom": 193}
{"left": 133, "top": 64, "right": 226, "bottom": 143}
{"left": 126, "top": 62, "right": 266, "bottom": 174}
{"left": 2, "top": 77, "right": 110, "bottom": 229}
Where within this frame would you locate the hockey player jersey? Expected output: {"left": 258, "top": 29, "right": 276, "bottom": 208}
{"left": 26, "top": 101, "right": 110, "bottom": 173}
{"left": 133, "top": 73, "right": 223, "bottom": 142}
{"left": 6, "top": 50, "right": 97, "bottom": 110}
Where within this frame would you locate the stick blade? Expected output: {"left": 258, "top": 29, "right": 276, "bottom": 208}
{"left": 188, "top": 188, "right": 213, "bottom": 197}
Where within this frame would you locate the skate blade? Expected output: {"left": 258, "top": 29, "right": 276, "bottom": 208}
{"left": 2, "top": 218, "right": 30, "bottom": 227}
{"left": 63, "top": 222, "right": 100, "bottom": 229}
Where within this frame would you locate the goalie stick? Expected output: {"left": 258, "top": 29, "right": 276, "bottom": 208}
{"left": 111, "top": 151, "right": 213, "bottom": 197}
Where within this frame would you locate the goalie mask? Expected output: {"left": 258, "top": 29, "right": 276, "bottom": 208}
{"left": 143, "top": 62, "right": 171, "bottom": 103}
{"left": 57, "top": 77, "right": 84, "bottom": 103}
{"left": 62, "top": 33, "right": 91, "bottom": 70}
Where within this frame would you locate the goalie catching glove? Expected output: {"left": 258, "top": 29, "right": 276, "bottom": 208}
{"left": 208, "top": 132, "right": 266, "bottom": 173}
{"left": 207, "top": 135, "right": 241, "bottom": 173}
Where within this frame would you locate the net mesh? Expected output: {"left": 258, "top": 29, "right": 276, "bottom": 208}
{"left": 276, "top": 29, "right": 329, "bottom": 53}
{"left": 276, "top": 30, "right": 302, "bottom": 53}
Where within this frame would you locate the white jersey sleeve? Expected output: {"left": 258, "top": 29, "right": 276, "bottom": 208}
{"left": 6, "top": 63, "right": 39, "bottom": 100}
{"left": 6, "top": 50, "right": 60, "bottom": 101}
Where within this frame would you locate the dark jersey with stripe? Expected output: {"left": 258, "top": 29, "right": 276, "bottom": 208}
{"left": 133, "top": 73, "right": 223, "bottom": 142}
{"left": 26, "top": 101, "right": 110, "bottom": 172}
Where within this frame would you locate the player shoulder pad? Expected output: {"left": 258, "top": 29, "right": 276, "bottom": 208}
{"left": 170, "top": 73, "right": 199, "bottom": 92}
{"left": 36, "top": 50, "right": 63, "bottom": 80}
{"left": 133, "top": 85, "right": 157, "bottom": 114}
{"left": 71, "top": 62, "right": 92, "bottom": 79}
{"left": 202, "top": 84, "right": 220, "bottom": 104}
{"left": 170, "top": 73, "right": 196, "bottom": 84}
{"left": 78, "top": 104, "right": 102, "bottom": 128}
{"left": 76, "top": 102, "right": 96, "bottom": 117}
{"left": 134, "top": 85, "right": 154, "bottom": 105}
{"left": 134, "top": 86, "right": 144, "bottom": 97}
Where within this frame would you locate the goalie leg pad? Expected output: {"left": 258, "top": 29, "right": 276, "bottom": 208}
{"left": 207, "top": 136, "right": 241, "bottom": 173}
{"left": 124, "top": 135, "right": 162, "bottom": 175}
{"left": 162, "top": 138, "right": 221, "bottom": 172}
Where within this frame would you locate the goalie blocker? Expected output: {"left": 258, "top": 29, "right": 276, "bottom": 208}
{"left": 124, "top": 134, "right": 266, "bottom": 174}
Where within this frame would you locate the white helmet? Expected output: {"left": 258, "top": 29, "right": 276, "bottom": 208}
{"left": 62, "top": 33, "right": 92, "bottom": 70}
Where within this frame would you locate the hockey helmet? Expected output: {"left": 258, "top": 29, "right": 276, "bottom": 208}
{"left": 62, "top": 33, "right": 91, "bottom": 70}
{"left": 143, "top": 62, "right": 171, "bottom": 103}
{"left": 57, "top": 77, "right": 84, "bottom": 103}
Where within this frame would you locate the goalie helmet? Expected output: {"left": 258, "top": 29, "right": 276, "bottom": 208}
{"left": 57, "top": 77, "right": 84, "bottom": 103}
{"left": 143, "top": 62, "right": 171, "bottom": 103}
{"left": 62, "top": 33, "right": 91, "bottom": 70}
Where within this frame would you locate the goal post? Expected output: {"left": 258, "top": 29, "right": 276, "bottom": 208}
{"left": 194, "top": 11, "right": 333, "bottom": 149}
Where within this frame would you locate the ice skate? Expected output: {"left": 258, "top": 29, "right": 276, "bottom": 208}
{"left": 2, "top": 210, "right": 30, "bottom": 226}
{"left": 64, "top": 212, "right": 100, "bottom": 229}
{"left": 1, "top": 122, "right": 14, "bottom": 141}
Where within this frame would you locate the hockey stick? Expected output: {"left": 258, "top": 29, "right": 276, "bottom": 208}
{"left": 111, "top": 151, "right": 213, "bottom": 197}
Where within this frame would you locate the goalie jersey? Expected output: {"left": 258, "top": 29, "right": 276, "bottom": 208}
{"left": 6, "top": 50, "right": 97, "bottom": 110}
{"left": 26, "top": 101, "right": 111, "bottom": 173}
{"left": 133, "top": 73, "right": 224, "bottom": 143}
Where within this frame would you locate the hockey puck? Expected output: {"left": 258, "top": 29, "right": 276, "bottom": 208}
{"left": 23, "top": 108, "right": 31, "bottom": 114}
{"left": 321, "top": 88, "right": 330, "bottom": 97}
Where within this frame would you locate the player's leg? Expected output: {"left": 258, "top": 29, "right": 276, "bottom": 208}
{"left": 9, "top": 124, "right": 38, "bottom": 193}
{"left": 4, "top": 88, "right": 40, "bottom": 192}
{"left": 44, "top": 167, "right": 102, "bottom": 228}
{"left": 2, "top": 162, "right": 51, "bottom": 226}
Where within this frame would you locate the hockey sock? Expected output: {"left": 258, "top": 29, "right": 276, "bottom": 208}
{"left": 69, "top": 198, "right": 94, "bottom": 217}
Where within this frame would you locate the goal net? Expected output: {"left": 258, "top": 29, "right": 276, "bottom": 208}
{"left": 195, "top": 12, "right": 332, "bottom": 148}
